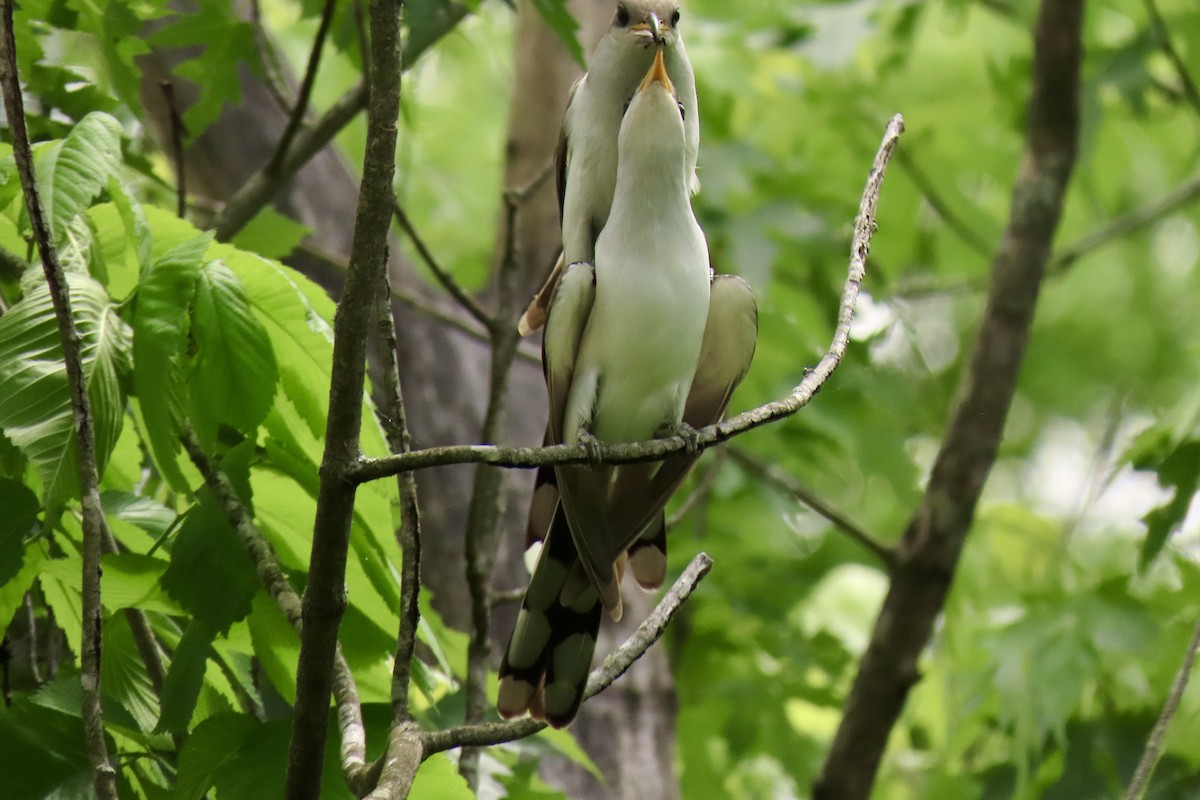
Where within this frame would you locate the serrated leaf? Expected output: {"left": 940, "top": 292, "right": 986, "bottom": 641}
{"left": 247, "top": 590, "right": 300, "bottom": 705}
{"left": 0, "top": 680, "right": 92, "bottom": 799}
{"left": 0, "top": 539, "right": 45, "bottom": 640}
{"left": 101, "top": 490, "right": 176, "bottom": 537}
{"left": 412, "top": 752, "right": 475, "bottom": 799}
{"left": 101, "top": 612, "right": 161, "bottom": 733}
{"left": 159, "top": 485, "right": 259, "bottom": 634}
{"left": 0, "top": 477, "right": 39, "bottom": 585}
{"left": 1138, "top": 441, "right": 1200, "bottom": 568}
{"left": 0, "top": 273, "right": 130, "bottom": 502}
{"left": 230, "top": 207, "right": 311, "bottom": 260}
{"left": 133, "top": 234, "right": 208, "bottom": 490}
{"left": 175, "top": 712, "right": 259, "bottom": 800}
{"left": 101, "top": 551, "right": 179, "bottom": 614}
{"left": 529, "top": 0, "right": 583, "bottom": 68}
{"left": 149, "top": 0, "right": 261, "bottom": 135}
{"left": 33, "top": 111, "right": 124, "bottom": 244}
{"left": 188, "top": 258, "right": 278, "bottom": 446}
{"left": 156, "top": 618, "right": 216, "bottom": 734}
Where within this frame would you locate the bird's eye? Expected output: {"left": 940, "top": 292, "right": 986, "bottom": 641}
{"left": 615, "top": 4, "right": 630, "bottom": 26}
{"left": 671, "top": 9, "right": 681, "bottom": 26}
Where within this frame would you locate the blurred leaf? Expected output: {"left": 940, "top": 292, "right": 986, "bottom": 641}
{"left": 0, "top": 477, "right": 38, "bottom": 584}
{"left": 529, "top": 0, "right": 583, "bottom": 67}
{"left": 156, "top": 618, "right": 216, "bottom": 734}
{"left": 0, "top": 273, "right": 129, "bottom": 503}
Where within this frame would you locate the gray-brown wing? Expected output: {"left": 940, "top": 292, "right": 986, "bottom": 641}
{"left": 608, "top": 274, "right": 759, "bottom": 543}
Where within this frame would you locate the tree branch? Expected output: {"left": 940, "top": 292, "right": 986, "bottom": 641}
{"left": 813, "top": 3, "right": 1084, "bottom": 797}
{"left": 180, "top": 432, "right": 373, "bottom": 792}
{"left": 284, "top": 0, "right": 404, "bottom": 793}
{"left": 459, "top": 178, "right": 528, "bottom": 789}
{"left": 374, "top": 270, "right": 423, "bottom": 724}
{"left": 894, "top": 146, "right": 994, "bottom": 259}
{"left": 0, "top": 3, "right": 118, "bottom": 796}
{"left": 350, "top": 114, "right": 906, "bottom": 484}
{"left": 1141, "top": 0, "right": 1200, "bottom": 120}
{"left": 421, "top": 552, "right": 714, "bottom": 756}
{"left": 211, "top": 2, "right": 470, "bottom": 242}
{"left": 393, "top": 198, "right": 494, "bottom": 330}
{"left": 268, "top": 0, "right": 339, "bottom": 176}
{"left": 1122, "top": 614, "right": 1200, "bottom": 800}
{"left": 727, "top": 447, "right": 894, "bottom": 568}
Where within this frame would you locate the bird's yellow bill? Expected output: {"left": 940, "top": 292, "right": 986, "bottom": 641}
{"left": 638, "top": 46, "right": 673, "bottom": 94}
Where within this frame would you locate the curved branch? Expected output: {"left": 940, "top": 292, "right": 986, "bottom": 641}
{"left": 351, "top": 114, "right": 906, "bottom": 484}
{"left": 1122, "top": 615, "right": 1200, "bottom": 800}
{"left": 813, "top": 2, "right": 1084, "bottom": 797}
{"left": 420, "top": 552, "right": 714, "bottom": 756}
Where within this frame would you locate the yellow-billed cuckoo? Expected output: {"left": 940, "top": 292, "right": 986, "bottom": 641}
{"left": 517, "top": 0, "right": 699, "bottom": 336}
{"left": 498, "top": 47, "right": 757, "bottom": 728}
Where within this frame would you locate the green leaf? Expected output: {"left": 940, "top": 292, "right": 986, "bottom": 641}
{"left": 0, "top": 273, "right": 130, "bottom": 502}
{"left": 175, "top": 712, "right": 260, "bottom": 800}
{"left": 33, "top": 111, "right": 124, "bottom": 244}
{"left": 0, "top": 539, "right": 45, "bottom": 642}
{"left": 529, "top": 0, "right": 584, "bottom": 68}
{"left": 149, "top": 0, "right": 261, "bottom": 135}
{"left": 411, "top": 752, "right": 474, "bottom": 799}
{"left": 156, "top": 618, "right": 216, "bottom": 734}
{"left": 1136, "top": 441, "right": 1200, "bottom": 568}
{"left": 187, "top": 258, "right": 278, "bottom": 446}
{"left": 0, "top": 477, "right": 39, "bottom": 585}
{"left": 0, "top": 679, "right": 92, "bottom": 799}
{"left": 132, "top": 234, "right": 208, "bottom": 490}
{"left": 101, "top": 490, "right": 176, "bottom": 538}
{"left": 101, "top": 551, "right": 179, "bottom": 614}
{"left": 101, "top": 612, "right": 161, "bottom": 733}
{"left": 247, "top": 590, "right": 301, "bottom": 705}
{"left": 230, "top": 207, "right": 311, "bottom": 260}
{"left": 159, "top": 461, "right": 259, "bottom": 634}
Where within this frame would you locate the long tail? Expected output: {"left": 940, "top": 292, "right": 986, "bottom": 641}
{"left": 498, "top": 504, "right": 601, "bottom": 728}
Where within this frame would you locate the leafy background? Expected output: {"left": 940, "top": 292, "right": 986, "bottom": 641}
{"left": 1, "top": 0, "right": 1199, "bottom": 798}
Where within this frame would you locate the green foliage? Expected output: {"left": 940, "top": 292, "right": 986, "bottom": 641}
{"left": 3, "top": 1, "right": 1200, "bottom": 799}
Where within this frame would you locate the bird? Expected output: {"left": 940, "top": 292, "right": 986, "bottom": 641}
{"left": 498, "top": 45, "right": 758, "bottom": 728}
{"left": 517, "top": 0, "right": 699, "bottom": 337}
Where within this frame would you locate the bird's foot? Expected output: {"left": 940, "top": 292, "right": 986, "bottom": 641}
{"left": 577, "top": 430, "right": 604, "bottom": 465}
{"left": 656, "top": 421, "right": 702, "bottom": 457}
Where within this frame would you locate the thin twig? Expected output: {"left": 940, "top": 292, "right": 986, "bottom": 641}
{"left": 894, "top": 146, "right": 994, "bottom": 259}
{"left": 459, "top": 180, "right": 528, "bottom": 789}
{"left": 0, "top": 2, "right": 117, "bottom": 795}
{"left": 890, "top": 170, "right": 1200, "bottom": 301}
{"left": 159, "top": 80, "right": 188, "bottom": 219}
{"left": 1122, "top": 615, "right": 1200, "bottom": 800}
{"left": 1141, "top": 0, "right": 1200, "bottom": 120}
{"left": 1049, "top": 172, "right": 1200, "bottom": 273}
{"left": 392, "top": 199, "right": 494, "bottom": 330}
{"left": 181, "top": 431, "right": 373, "bottom": 793}
{"left": 728, "top": 447, "right": 895, "bottom": 568}
{"left": 375, "top": 266, "right": 423, "bottom": 724}
{"left": 351, "top": 115, "right": 906, "bottom": 485}
{"left": 421, "top": 552, "right": 714, "bottom": 755}
{"left": 211, "top": 2, "right": 471, "bottom": 242}
{"left": 249, "top": 0, "right": 296, "bottom": 115}
{"left": 23, "top": 592, "right": 42, "bottom": 684}
{"left": 665, "top": 449, "right": 727, "bottom": 528}
{"left": 268, "top": 0, "right": 340, "bottom": 175}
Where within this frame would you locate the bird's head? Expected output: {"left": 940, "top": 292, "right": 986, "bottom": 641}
{"left": 617, "top": 46, "right": 687, "bottom": 167}
{"left": 609, "top": 1, "right": 684, "bottom": 50}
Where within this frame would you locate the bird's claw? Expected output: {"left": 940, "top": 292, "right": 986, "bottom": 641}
{"left": 577, "top": 430, "right": 604, "bottom": 465}
{"left": 658, "top": 421, "right": 701, "bottom": 457}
